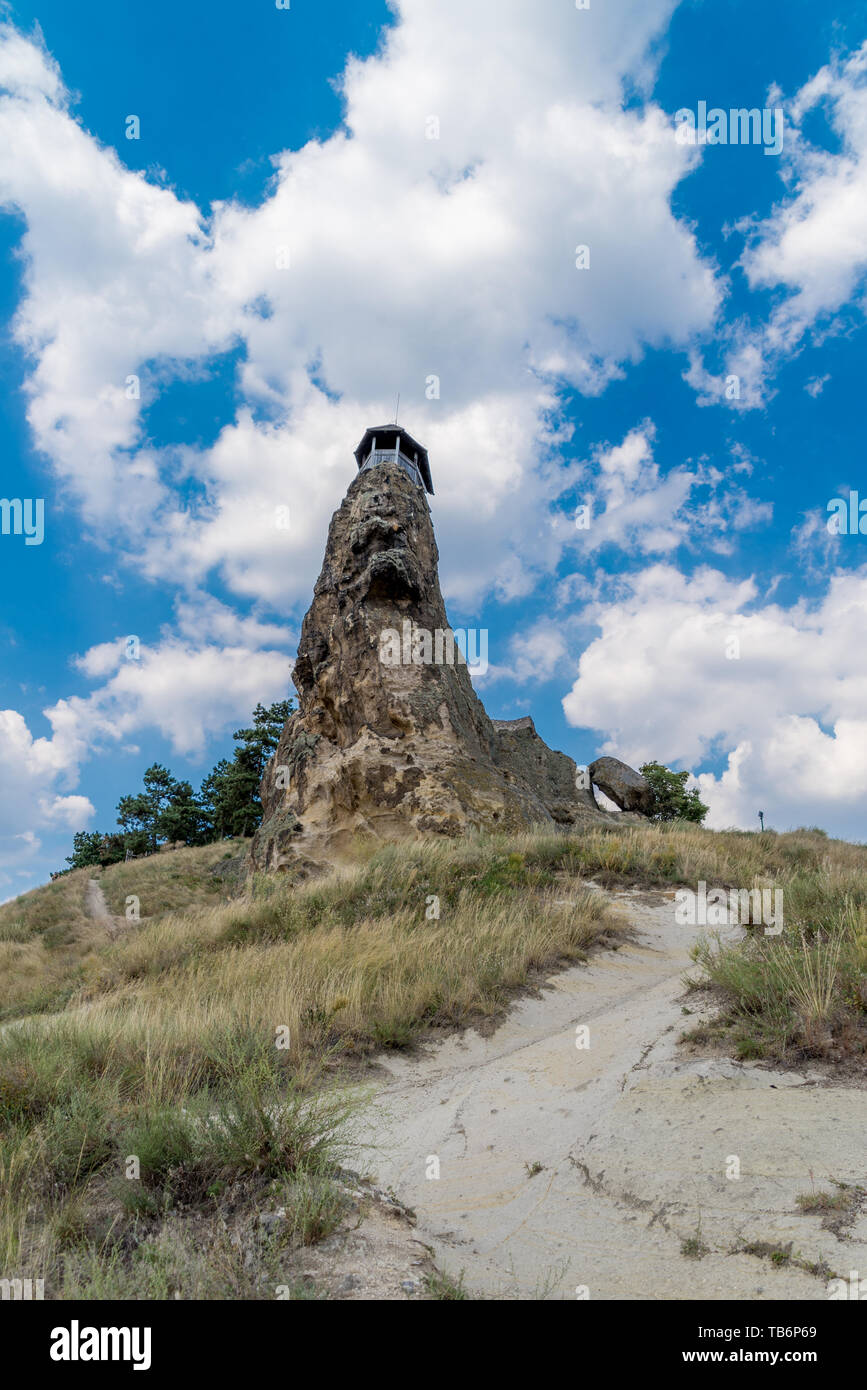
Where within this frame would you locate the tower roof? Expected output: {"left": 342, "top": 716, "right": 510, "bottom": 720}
{"left": 354, "top": 425, "right": 434, "bottom": 495}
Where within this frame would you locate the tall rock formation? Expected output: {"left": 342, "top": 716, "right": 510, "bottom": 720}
{"left": 251, "top": 455, "right": 605, "bottom": 873}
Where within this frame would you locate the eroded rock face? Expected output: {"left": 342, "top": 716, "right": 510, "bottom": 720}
{"left": 589, "top": 757, "right": 653, "bottom": 815}
{"left": 251, "top": 460, "right": 603, "bottom": 872}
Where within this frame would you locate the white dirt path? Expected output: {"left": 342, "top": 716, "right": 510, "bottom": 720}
{"left": 85, "top": 877, "right": 126, "bottom": 938}
{"left": 353, "top": 891, "right": 867, "bottom": 1300}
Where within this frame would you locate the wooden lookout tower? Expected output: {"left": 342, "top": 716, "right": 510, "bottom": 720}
{"left": 353, "top": 425, "right": 434, "bottom": 496}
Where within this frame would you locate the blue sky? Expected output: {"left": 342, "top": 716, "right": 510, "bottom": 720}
{"left": 2, "top": 0, "right": 867, "bottom": 897}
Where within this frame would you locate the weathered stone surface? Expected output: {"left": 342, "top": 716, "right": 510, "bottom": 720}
{"left": 251, "top": 460, "right": 604, "bottom": 872}
{"left": 589, "top": 756, "right": 652, "bottom": 814}
{"left": 492, "top": 716, "right": 591, "bottom": 827}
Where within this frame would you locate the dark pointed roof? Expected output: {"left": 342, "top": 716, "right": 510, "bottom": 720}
{"left": 354, "top": 425, "right": 434, "bottom": 495}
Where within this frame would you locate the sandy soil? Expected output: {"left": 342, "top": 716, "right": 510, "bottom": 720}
{"left": 350, "top": 890, "right": 867, "bottom": 1300}
{"left": 85, "top": 877, "right": 126, "bottom": 937}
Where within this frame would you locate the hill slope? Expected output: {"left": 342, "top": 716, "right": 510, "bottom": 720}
{"left": 1, "top": 822, "right": 864, "bottom": 1299}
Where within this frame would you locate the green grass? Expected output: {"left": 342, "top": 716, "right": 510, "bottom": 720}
{"left": 680, "top": 1235, "right": 709, "bottom": 1259}
{"left": 795, "top": 1190, "right": 853, "bottom": 1214}
{"left": 691, "top": 874, "right": 867, "bottom": 1061}
{"left": 2, "top": 820, "right": 864, "bottom": 1298}
{"left": 424, "top": 1267, "right": 469, "bottom": 1300}
{"left": 98, "top": 840, "right": 249, "bottom": 919}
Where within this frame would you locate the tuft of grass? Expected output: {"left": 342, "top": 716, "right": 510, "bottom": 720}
{"left": 424, "top": 1267, "right": 469, "bottom": 1300}
{"left": 795, "top": 1190, "right": 852, "bottom": 1214}
{"left": 681, "top": 1213, "right": 709, "bottom": 1259}
{"left": 275, "top": 1172, "right": 349, "bottom": 1248}
{"left": 680, "top": 1235, "right": 709, "bottom": 1259}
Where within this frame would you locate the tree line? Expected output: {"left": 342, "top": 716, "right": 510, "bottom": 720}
{"left": 59, "top": 700, "right": 292, "bottom": 873}
{"left": 58, "top": 714, "right": 705, "bottom": 875}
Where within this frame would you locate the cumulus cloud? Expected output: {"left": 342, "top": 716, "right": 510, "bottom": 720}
{"left": 560, "top": 424, "right": 772, "bottom": 558}
{"left": 0, "top": 707, "right": 93, "bottom": 881}
{"left": 59, "top": 642, "right": 291, "bottom": 759}
{"left": 743, "top": 42, "right": 867, "bottom": 348}
{"left": 562, "top": 563, "right": 867, "bottom": 835}
{"left": 0, "top": 27, "right": 228, "bottom": 530}
{"left": 38, "top": 794, "right": 95, "bottom": 829}
{"left": 687, "top": 40, "right": 867, "bottom": 407}
{"left": 62, "top": 597, "right": 293, "bottom": 758}
{"left": 0, "top": 5, "right": 720, "bottom": 606}
{"left": 0, "top": 593, "right": 293, "bottom": 878}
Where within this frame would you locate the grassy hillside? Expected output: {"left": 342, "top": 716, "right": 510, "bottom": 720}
{"left": 96, "top": 840, "right": 249, "bottom": 919}
{"left": 0, "top": 841, "right": 249, "bottom": 1022}
{"left": 0, "top": 821, "right": 864, "bottom": 1299}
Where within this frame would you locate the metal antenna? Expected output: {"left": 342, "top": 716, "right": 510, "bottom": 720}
{"left": 394, "top": 392, "right": 400, "bottom": 425}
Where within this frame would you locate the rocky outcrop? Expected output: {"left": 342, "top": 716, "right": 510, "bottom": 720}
{"left": 492, "top": 717, "right": 590, "bottom": 827}
{"left": 251, "top": 460, "right": 606, "bottom": 872}
{"left": 589, "top": 757, "right": 653, "bottom": 815}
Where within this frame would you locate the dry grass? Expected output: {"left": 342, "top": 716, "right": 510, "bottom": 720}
{"left": 2, "top": 819, "right": 864, "bottom": 1298}
{"left": 98, "top": 839, "right": 248, "bottom": 919}
{"left": 74, "top": 884, "right": 616, "bottom": 1066}
{"left": 686, "top": 846, "right": 867, "bottom": 1061}
{"left": 0, "top": 868, "right": 107, "bottom": 1019}
{"left": 0, "top": 866, "right": 91, "bottom": 941}
{"left": 5, "top": 833, "right": 622, "bottom": 1082}
{"left": 0, "top": 828, "right": 622, "bottom": 1300}
{"left": 0, "top": 841, "right": 250, "bottom": 1023}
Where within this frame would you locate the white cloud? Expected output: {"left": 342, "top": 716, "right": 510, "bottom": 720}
{"left": 0, "top": 28, "right": 228, "bottom": 529}
{"left": 480, "top": 619, "right": 572, "bottom": 687}
{"left": 0, "top": 22, "right": 62, "bottom": 100}
{"left": 58, "top": 642, "right": 291, "bottom": 759}
{"left": 560, "top": 424, "right": 772, "bottom": 559}
{"left": 687, "top": 41, "right": 867, "bottom": 407}
{"left": 0, "top": 593, "right": 293, "bottom": 875}
{"left": 805, "top": 373, "right": 830, "bottom": 397}
{"left": 0, "top": 6, "right": 721, "bottom": 606}
{"left": 790, "top": 508, "right": 841, "bottom": 583}
{"left": 38, "top": 794, "right": 95, "bottom": 829}
{"left": 562, "top": 563, "right": 867, "bottom": 835}
{"left": 62, "top": 597, "right": 294, "bottom": 758}
{"left": 743, "top": 42, "right": 867, "bottom": 349}
{"left": 0, "top": 707, "right": 92, "bottom": 874}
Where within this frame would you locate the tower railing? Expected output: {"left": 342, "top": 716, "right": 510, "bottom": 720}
{"left": 359, "top": 449, "right": 424, "bottom": 488}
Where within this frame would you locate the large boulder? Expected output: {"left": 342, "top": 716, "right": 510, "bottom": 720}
{"left": 589, "top": 757, "right": 652, "bottom": 815}
{"left": 251, "top": 460, "right": 604, "bottom": 872}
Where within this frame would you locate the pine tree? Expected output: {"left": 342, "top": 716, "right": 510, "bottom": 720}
{"left": 117, "top": 764, "right": 180, "bottom": 851}
{"left": 157, "top": 780, "right": 209, "bottom": 846}
{"left": 65, "top": 831, "right": 104, "bottom": 870}
{"left": 59, "top": 700, "right": 294, "bottom": 873}
{"left": 198, "top": 702, "right": 292, "bottom": 838}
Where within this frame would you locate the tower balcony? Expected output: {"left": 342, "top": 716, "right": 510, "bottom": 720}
{"left": 353, "top": 425, "right": 434, "bottom": 495}
{"left": 359, "top": 448, "right": 426, "bottom": 490}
